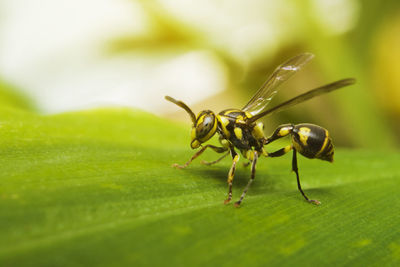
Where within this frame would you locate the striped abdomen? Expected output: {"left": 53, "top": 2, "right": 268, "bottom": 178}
{"left": 291, "top": 123, "right": 334, "bottom": 162}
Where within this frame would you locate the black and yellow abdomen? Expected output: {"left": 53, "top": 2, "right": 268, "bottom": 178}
{"left": 292, "top": 123, "right": 334, "bottom": 162}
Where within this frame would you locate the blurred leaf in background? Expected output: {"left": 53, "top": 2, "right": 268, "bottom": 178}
{"left": 371, "top": 10, "right": 400, "bottom": 142}
{"left": 0, "top": 78, "right": 35, "bottom": 111}
{"left": 107, "top": 0, "right": 400, "bottom": 148}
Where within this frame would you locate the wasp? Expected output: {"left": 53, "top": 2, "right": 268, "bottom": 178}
{"left": 165, "top": 53, "right": 355, "bottom": 207}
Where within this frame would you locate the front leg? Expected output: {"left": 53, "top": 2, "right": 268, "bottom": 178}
{"left": 173, "top": 144, "right": 228, "bottom": 169}
{"left": 224, "top": 149, "right": 239, "bottom": 204}
{"left": 201, "top": 151, "right": 229, "bottom": 166}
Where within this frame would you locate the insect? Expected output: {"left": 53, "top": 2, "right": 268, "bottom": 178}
{"left": 165, "top": 53, "right": 355, "bottom": 207}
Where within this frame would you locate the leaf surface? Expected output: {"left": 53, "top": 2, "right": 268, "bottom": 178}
{"left": 0, "top": 107, "right": 399, "bottom": 266}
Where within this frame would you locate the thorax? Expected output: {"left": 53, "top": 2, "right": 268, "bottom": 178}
{"left": 216, "top": 109, "right": 265, "bottom": 151}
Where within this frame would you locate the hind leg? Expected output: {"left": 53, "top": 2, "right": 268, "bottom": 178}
{"left": 292, "top": 149, "right": 320, "bottom": 205}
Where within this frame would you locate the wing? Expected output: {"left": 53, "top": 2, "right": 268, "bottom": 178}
{"left": 248, "top": 78, "right": 356, "bottom": 123}
{"left": 243, "top": 53, "right": 314, "bottom": 115}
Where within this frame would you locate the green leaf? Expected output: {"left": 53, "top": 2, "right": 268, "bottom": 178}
{"left": 1, "top": 107, "right": 399, "bottom": 266}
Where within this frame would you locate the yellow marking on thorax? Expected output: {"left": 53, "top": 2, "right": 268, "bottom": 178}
{"left": 224, "top": 109, "right": 241, "bottom": 116}
{"left": 298, "top": 127, "right": 311, "bottom": 146}
{"left": 234, "top": 127, "right": 243, "bottom": 140}
{"left": 217, "top": 115, "right": 231, "bottom": 138}
{"left": 252, "top": 122, "right": 265, "bottom": 140}
{"left": 219, "top": 116, "right": 229, "bottom": 126}
{"left": 235, "top": 115, "right": 247, "bottom": 124}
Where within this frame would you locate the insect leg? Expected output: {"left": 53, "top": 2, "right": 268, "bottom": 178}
{"left": 173, "top": 145, "right": 228, "bottom": 169}
{"left": 224, "top": 149, "right": 239, "bottom": 204}
{"left": 267, "top": 145, "right": 292, "bottom": 158}
{"left": 292, "top": 149, "right": 321, "bottom": 205}
{"left": 234, "top": 151, "right": 258, "bottom": 207}
{"left": 201, "top": 151, "right": 229, "bottom": 165}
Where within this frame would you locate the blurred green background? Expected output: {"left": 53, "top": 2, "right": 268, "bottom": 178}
{"left": 110, "top": 0, "right": 400, "bottom": 149}
{"left": 1, "top": 0, "right": 400, "bottom": 148}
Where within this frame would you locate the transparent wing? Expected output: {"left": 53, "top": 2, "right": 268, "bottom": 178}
{"left": 248, "top": 78, "right": 356, "bottom": 123}
{"left": 243, "top": 53, "right": 314, "bottom": 115}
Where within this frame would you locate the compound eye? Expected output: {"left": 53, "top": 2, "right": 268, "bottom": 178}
{"left": 197, "top": 115, "right": 214, "bottom": 138}
{"left": 195, "top": 111, "right": 216, "bottom": 142}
